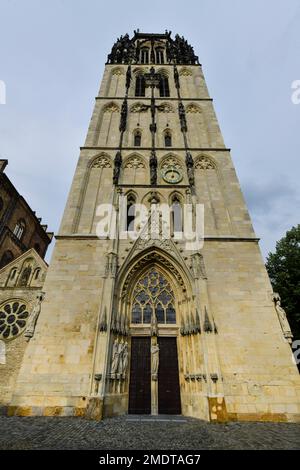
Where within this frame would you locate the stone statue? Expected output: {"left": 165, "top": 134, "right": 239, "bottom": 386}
{"left": 150, "top": 151, "right": 157, "bottom": 186}
{"left": 119, "top": 98, "right": 128, "bottom": 132}
{"left": 185, "top": 152, "right": 194, "bottom": 187}
{"left": 174, "top": 66, "right": 180, "bottom": 89}
{"left": 117, "top": 339, "right": 125, "bottom": 375}
{"left": 151, "top": 343, "right": 159, "bottom": 380}
{"left": 111, "top": 339, "right": 120, "bottom": 377}
{"left": 121, "top": 341, "right": 129, "bottom": 377}
{"left": 178, "top": 103, "right": 187, "bottom": 132}
{"left": 126, "top": 65, "right": 131, "bottom": 90}
{"left": 24, "top": 292, "right": 45, "bottom": 341}
{"left": 0, "top": 340, "right": 6, "bottom": 365}
{"left": 113, "top": 151, "right": 122, "bottom": 185}
{"left": 273, "top": 293, "right": 293, "bottom": 344}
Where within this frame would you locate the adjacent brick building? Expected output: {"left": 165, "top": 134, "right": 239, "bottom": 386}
{"left": 0, "top": 159, "right": 53, "bottom": 268}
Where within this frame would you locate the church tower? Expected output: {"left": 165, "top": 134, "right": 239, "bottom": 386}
{"left": 9, "top": 32, "right": 300, "bottom": 422}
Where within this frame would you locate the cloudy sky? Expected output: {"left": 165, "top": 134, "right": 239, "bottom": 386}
{"left": 0, "top": 0, "right": 299, "bottom": 262}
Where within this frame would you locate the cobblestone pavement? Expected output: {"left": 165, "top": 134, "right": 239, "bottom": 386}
{"left": 0, "top": 415, "right": 299, "bottom": 450}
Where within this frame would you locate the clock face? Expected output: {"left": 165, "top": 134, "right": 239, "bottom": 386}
{"left": 162, "top": 166, "right": 183, "bottom": 184}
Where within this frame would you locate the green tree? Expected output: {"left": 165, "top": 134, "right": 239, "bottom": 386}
{"left": 266, "top": 225, "right": 300, "bottom": 340}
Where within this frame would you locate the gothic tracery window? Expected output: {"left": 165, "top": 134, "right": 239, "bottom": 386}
{"left": 13, "top": 219, "right": 26, "bottom": 240}
{"left": 141, "top": 48, "right": 149, "bottom": 64}
{"left": 159, "top": 76, "right": 170, "bottom": 97}
{"left": 156, "top": 48, "right": 164, "bottom": 64}
{"left": 135, "top": 75, "right": 146, "bottom": 97}
{"left": 131, "top": 269, "right": 176, "bottom": 325}
{"left": 0, "top": 300, "right": 29, "bottom": 340}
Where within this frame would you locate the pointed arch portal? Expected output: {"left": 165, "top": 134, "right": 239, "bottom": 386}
{"left": 117, "top": 248, "right": 190, "bottom": 415}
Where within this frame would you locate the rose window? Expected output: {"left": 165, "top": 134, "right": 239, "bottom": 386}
{"left": 0, "top": 300, "right": 29, "bottom": 340}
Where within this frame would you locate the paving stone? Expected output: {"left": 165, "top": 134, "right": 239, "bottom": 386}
{"left": 0, "top": 416, "right": 299, "bottom": 450}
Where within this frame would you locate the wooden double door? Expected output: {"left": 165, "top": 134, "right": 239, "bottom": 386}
{"left": 128, "top": 337, "right": 181, "bottom": 415}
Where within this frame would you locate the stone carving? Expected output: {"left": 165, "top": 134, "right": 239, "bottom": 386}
{"left": 24, "top": 292, "right": 45, "bottom": 341}
{"left": 150, "top": 151, "right": 158, "bottom": 185}
{"left": 156, "top": 103, "right": 174, "bottom": 113}
{"left": 99, "top": 307, "right": 107, "bottom": 332}
{"left": 179, "top": 68, "right": 193, "bottom": 76}
{"left": 107, "top": 33, "right": 136, "bottom": 64}
{"left": 194, "top": 156, "right": 216, "bottom": 170}
{"left": 161, "top": 156, "right": 182, "bottom": 171}
{"left": 103, "top": 102, "right": 119, "bottom": 113}
{"left": 121, "top": 341, "right": 129, "bottom": 376}
{"left": 119, "top": 98, "right": 128, "bottom": 132}
{"left": 130, "top": 103, "right": 149, "bottom": 113}
{"left": 178, "top": 102, "right": 187, "bottom": 132}
{"left": 272, "top": 293, "right": 293, "bottom": 344}
{"left": 126, "top": 65, "right": 132, "bottom": 90}
{"left": 107, "top": 32, "right": 198, "bottom": 66}
{"left": 204, "top": 307, "right": 213, "bottom": 333}
{"left": 124, "top": 156, "right": 145, "bottom": 169}
{"left": 0, "top": 340, "right": 6, "bottom": 365}
{"left": 111, "top": 339, "right": 129, "bottom": 379}
{"left": 151, "top": 343, "right": 159, "bottom": 380}
{"left": 122, "top": 252, "right": 186, "bottom": 296}
{"left": 191, "top": 253, "right": 207, "bottom": 279}
{"left": 210, "top": 373, "right": 218, "bottom": 383}
{"left": 186, "top": 103, "right": 201, "bottom": 113}
{"left": 111, "top": 67, "right": 124, "bottom": 76}
{"left": 113, "top": 151, "right": 122, "bottom": 185}
{"left": 185, "top": 152, "right": 195, "bottom": 187}
{"left": 180, "top": 311, "right": 201, "bottom": 336}
{"left": 91, "top": 155, "right": 112, "bottom": 168}
{"left": 173, "top": 66, "right": 180, "bottom": 89}
{"left": 111, "top": 339, "right": 120, "bottom": 378}
{"left": 105, "top": 252, "right": 118, "bottom": 278}
{"left": 120, "top": 314, "right": 127, "bottom": 336}
{"left": 195, "top": 310, "right": 201, "bottom": 334}
{"left": 166, "top": 33, "right": 199, "bottom": 65}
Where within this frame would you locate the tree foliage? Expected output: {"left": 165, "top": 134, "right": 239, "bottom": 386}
{"left": 266, "top": 225, "right": 300, "bottom": 340}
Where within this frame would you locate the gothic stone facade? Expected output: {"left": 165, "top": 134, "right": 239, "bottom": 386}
{"left": 6, "top": 32, "right": 300, "bottom": 422}
{"left": 0, "top": 249, "right": 48, "bottom": 408}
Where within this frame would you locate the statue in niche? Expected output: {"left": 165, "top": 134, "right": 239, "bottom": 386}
{"left": 151, "top": 343, "right": 160, "bottom": 381}
{"left": 272, "top": 293, "right": 293, "bottom": 344}
{"left": 117, "top": 339, "right": 125, "bottom": 375}
{"left": 113, "top": 151, "right": 122, "bottom": 185}
{"left": 24, "top": 292, "right": 45, "bottom": 341}
{"left": 150, "top": 151, "right": 158, "bottom": 186}
{"left": 121, "top": 341, "right": 129, "bottom": 377}
{"left": 111, "top": 339, "right": 120, "bottom": 377}
{"left": 0, "top": 340, "right": 6, "bottom": 365}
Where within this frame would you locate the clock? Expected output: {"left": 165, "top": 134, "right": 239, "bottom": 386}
{"left": 162, "top": 166, "right": 183, "bottom": 184}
